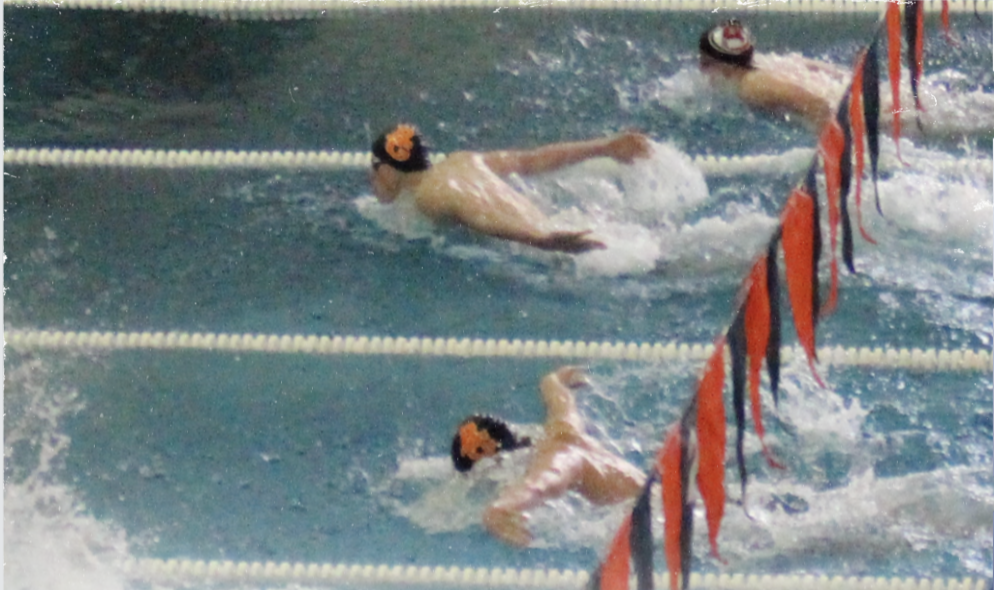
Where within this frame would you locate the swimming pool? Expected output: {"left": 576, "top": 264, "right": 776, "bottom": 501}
{"left": 3, "top": 2, "right": 993, "bottom": 589}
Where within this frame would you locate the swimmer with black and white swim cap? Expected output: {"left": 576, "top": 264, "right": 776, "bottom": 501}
{"left": 449, "top": 367, "right": 646, "bottom": 547}
{"left": 698, "top": 19, "right": 832, "bottom": 132}
{"left": 368, "top": 123, "right": 652, "bottom": 254}
{"left": 699, "top": 18, "right": 755, "bottom": 68}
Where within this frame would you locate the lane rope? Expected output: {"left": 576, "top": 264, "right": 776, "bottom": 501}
{"left": 6, "top": 328, "right": 990, "bottom": 371}
{"left": 5, "top": 147, "right": 989, "bottom": 180}
{"left": 3, "top": 0, "right": 986, "bottom": 18}
{"left": 6, "top": 4, "right": 989, "bottom": 588}
{"left": 125, "top": 558, "right": 989, "bottom": 589}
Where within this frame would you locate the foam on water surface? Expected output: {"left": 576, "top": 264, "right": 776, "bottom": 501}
{"left": 4, "top": 359, "right": 135, "bottom": 590}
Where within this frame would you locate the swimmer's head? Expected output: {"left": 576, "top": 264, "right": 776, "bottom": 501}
{"left": 451, "top": 415, "right": 532, "bottom": 472}
{"left": 371, "top": 124, "right": 431, "bottom": 173}
{"left": 699, "top": 19, "right": 755, "bottom": 68}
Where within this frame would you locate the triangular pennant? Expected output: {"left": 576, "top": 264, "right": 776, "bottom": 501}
{"left": 904, "top": 0, "right": 925, "bottom": 115}
{"left": 804, "top": 165, "right": 824, "bottom": 330}
{"left": 781, "top": 179, "right": 825, "bottom": 387}
{"left": 817, "top": 119, "right": 845, "bottom": 316}
{"left": 727, "top": 312, "right": 749, "bottom": 500}
{"left": 743, "top": 254, "right": 784, "bottom": 468}
{"left": 862, "top": 33, "right": 884, "bottom": 216}
{"left": 765, "top": 230, "right": 783, "bottom": 407}
{"left": 631, "top": 475, "right": 656, "bottom": 590}
{"left": 695, "top": 338, "right": 727, "bottom": 560}
{"left": 941, "top": 0, "right": 956, "bottom": 43}
{"left": 886, "top": 0, "right": 905, "bottom": 162}
{"left": 848, "top": 47, "right": 879, "bottom": 245}
{"left": 592, "top": 514, "right": 633, "bottom": 590}
{"left": 658, "top": 421, "right": 694, "bottom": 590}
{"left": 835, "top": 93, "right": 856, "bottom": 275}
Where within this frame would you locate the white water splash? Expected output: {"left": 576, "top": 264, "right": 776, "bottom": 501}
{"left": 722, "top": 466, "right": 994, "bottom": 573}
{"left": 4, "top": 358, "right": 135, "bottom": 590}
{"left": 627, "top": 54, "right": 994, "bottom": 139}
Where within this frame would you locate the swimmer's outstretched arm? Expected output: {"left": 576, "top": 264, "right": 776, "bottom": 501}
{"left": 449, "top": 199, "right": 606, "bottom": 253}
{"left": 738, "top": 70, "right": 832, "bottom": 132}
{"left": 482, "top": 131, "right": 652, "bottom": 178}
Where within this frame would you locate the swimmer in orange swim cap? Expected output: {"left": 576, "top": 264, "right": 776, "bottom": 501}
{"left": 370, "top": 124, "right": 652, "bottom": 254}
{"left": 699, "top": 19, "right": 833, "bottom": 132}
{"left": 451, "top": 366, "right": 646, "bottom": 547}
{"left": 451, "top": 415, "right": 532, "bottom": 473}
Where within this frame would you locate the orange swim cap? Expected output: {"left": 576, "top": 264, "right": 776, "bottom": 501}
{"left": 371, "top": 123, "right": 431, "bottom": 173}
{"left": 459, "top": 422, "right": 500, "bottom": 461}
{"left": 385, "top": 124, "right": 416, "bottom": 162}
{"left": 450, "top": 415, "right": 531, "bottom": 472}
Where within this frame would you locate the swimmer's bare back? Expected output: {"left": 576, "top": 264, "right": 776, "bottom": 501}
{"left": 413, "top": 133, "right": 651, "bottom": 254}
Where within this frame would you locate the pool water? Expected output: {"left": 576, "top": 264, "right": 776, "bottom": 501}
{"left": 3, "top": 6, "right": 992, "bottom": 590}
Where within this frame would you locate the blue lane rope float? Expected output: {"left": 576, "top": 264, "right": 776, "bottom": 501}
{"left": 3, "top": 0, "right": 987, "bottom": 18}
{"left": 124, "top": 558, "right": 989, "bottom": 590}
{"left": 4, "top": 147, "right": 990, "bottom": 180}
{"left": 5, "top": 329, "right": 991, "bottom": 371}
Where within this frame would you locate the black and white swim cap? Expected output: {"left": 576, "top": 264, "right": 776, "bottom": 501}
{"left": 699, "top": 19, "right": 755, "bottom": 67}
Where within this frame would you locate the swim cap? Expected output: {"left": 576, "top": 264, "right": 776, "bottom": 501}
{"left": 371, "top": 124, "right": 431, "bottom": 173}
{"left": 699, "top": 19, "right": 755, "bottom": 68}
{"left": 451, "top": 415, "right": 532, "bottom": 472}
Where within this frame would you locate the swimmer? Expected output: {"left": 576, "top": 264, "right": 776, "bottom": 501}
{"left": 699, "top": 19, "right": 834, "bottom": 132}
{"left": 451, "top": 366, "right": 646, "bottom": 547}
{"left": 370, "top": 125, "right": 652, "bottom": 253}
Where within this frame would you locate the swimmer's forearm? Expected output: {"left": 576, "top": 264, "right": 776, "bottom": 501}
{"left": 487, "top": 138, "right": 618, "bottom": 176}
{"left": 740, "top": 74, "right": 831, "bottom": 132}
{"left": 454, "top": 211, "right": 547, "bottom": 248}
{"left": 485, "top": 132, "right": 649, "bottom": 177}
{"left": 454, "top": 209, "right": 604, "bottom": 254}
{"left": 540, "top": 369, "right": 581, "bottom": 424}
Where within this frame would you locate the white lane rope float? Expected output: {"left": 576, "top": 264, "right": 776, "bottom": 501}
{"left": 126, "top": 558, "right": 990, "bottom": 590}
{"left": 4, "top": 147, "right": 990, "bottom": 180}
{"left": 3, "top": 0, "right": 987, "bottom": 18}
{"left": 5, "top": 6, "right": 986, "bottom": 590}
{"left": 6, "top": 329, "right": 991, "bottom": 371}
{"left": 5, "top": 0, "right": 989, "bottom": 17}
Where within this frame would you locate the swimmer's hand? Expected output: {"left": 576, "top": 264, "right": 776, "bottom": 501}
{"left": 554, "top": 366, "right": 591, "bottom": 389}
{"left": 533, "top": 230, "right": 606, "bottom": 254}
{"left": 606, "top": 131, "right": 652, "bottom": 165}
{"left": 483, "top": 504, "right": 532, "bottom": 548}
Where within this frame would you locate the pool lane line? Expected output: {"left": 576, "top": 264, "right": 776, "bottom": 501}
{"left": 4, "top": 0, "right": 988, "bottom": 18}
{"left": 6, "top": 328, "right": 991, "bottom": 372}
{"left": 123, "top": 558, "right": 989, "bottom": 590}
{"left": 5, "top": 147, "right": 990, "bottom": 180}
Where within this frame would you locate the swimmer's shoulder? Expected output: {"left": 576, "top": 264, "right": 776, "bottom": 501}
{"left": 434, "top": 150, "right": 479, "bottom": 170}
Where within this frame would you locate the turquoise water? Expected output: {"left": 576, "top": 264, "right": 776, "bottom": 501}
{"left": 3, "top": 6, "right": 992, "bottom": 589}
